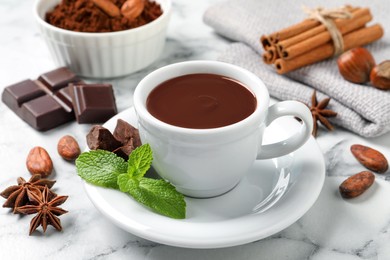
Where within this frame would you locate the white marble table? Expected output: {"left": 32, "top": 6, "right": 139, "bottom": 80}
{"left": 1, "top": 0, "right": 390, "bottom": 259}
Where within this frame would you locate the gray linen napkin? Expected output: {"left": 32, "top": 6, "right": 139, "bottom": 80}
{"left": 203, "top": 0, "right": 390, "bottom": 137}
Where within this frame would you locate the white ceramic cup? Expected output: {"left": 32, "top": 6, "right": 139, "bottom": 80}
{"left": 134, "top": 61, "right": 313, "bottom": 198}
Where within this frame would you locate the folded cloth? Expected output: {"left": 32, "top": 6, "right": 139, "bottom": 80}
{"left": 204, "top": 0, "right": 390, "bottom": 137}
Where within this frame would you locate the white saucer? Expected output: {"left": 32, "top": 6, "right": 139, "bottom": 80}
{"left": 83, "top": 107, "right": 325, "bottom": 249}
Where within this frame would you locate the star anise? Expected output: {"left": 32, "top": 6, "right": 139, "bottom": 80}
{"left": 15, "top": 186, "right": 68, "bottom": 235}
{"left": 0, "top": 174, "right": 56, "bottom": 213}
{"left": 309, "top": 90, "right": 337, "bottom": 137}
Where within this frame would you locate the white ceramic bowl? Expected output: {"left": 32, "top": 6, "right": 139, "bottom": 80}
{"left": 34, "top": 0, "right": 171, "bottom": 78}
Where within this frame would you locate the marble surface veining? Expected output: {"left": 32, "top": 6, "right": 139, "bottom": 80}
{"left": 1, "top": 0, "right": 390, "bottom": 259}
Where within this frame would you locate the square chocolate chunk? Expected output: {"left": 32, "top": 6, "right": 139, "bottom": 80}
{"left": 55, "top": 85, "right": 74, "bottom": 112}
{"left": 38, "top": 67, "right": 79, "bottom": 92}
{"left": 1, "top": 79, "right": 45, "bottom": 111}
{"left": 70, "top": 83, "right": 117, "bottom": 124}
{"left": 20, "top": 94, "right": 74, "bottom": 131}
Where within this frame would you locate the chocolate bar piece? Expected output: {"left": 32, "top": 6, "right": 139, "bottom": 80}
{"left": 21, "top": 95, "right": 74, "bottom": 131}
{"left": 86, "top": 120, "right": 141, "bottom": 161}
{"left": 112, "top": 145, "right": 135, "bottom": 160}
{"left": 86, "top": 125, "right": 122, "bottom": 151}
{"left": 1, "top": 67, "right": 79, "bottom": 131}
{"left": 70, "top": 83, "right": 117, "bottom": 124}
{"left": 1, "top": 80, "right": 45, "bottom": 111}
{"left": 55, "top": 85, "right": 74, "bottom": 113}
{"left": 38, "top": 67, "right": 79, "bottom": 92}
{"left": 2, "top": 67, "right": 118, "bottom": 131}
{"left": 113, "top": 119, "right": 142, "bottom": 148}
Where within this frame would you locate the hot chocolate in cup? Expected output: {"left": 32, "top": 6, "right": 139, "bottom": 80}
{"left": 134, "top": 61, "right": 313, "bottom": 198}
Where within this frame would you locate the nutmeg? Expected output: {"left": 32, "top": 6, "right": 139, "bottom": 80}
{"left": 121, "top": 0, "right": 145, "bottom": 21}
{"left": 370, "top": 60, "right": 390, "bottom": 90}
{"left": 337, "top": 48, "right": 375, "bottom": 84}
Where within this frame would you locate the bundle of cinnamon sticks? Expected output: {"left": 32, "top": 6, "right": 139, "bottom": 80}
{"left": 261, "top": 6, "right": 384, "bottom": 74}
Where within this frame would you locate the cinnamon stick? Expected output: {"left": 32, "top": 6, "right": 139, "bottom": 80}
{"left": 275, "top": 24, "right": 384, "bottom": 74}
{"left": 276, "top": 7, "right": 364, "bottom": 54}
{"left": 262, "top": 46, "right": 279, "bottom": 64}
{"left": 265, "top": 5, "right": 355, "bottom": 44}
{"left": 279, "top": 8, "right": 372, "bottom": 59}
{"left": 260, "top": 35, "right": 272, "bottom": 50}
{"left": 268, "top": 19, "right": 320, "bottom": 43}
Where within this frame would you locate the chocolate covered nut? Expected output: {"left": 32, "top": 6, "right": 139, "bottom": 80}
{"left": 70, "top": 83, "right": 117, "bottom": 124}
{"left": 351, "top": 144, "right": 388, "bottom": 173}
{"left": 339, "top": 171, "right": 375, "bottom": 199}
{"left": 113, "top": 119, "right": 142, "bottom": 148}
{"left": 38, "top": 67, "right": 79, "bottom": 92}
{"left": 87, "top": 125, "right": 122, "bottom": 151}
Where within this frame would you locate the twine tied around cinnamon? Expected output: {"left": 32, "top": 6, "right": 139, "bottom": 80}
{"left": 303, "top": 6, "right": 352, "bottom": 56}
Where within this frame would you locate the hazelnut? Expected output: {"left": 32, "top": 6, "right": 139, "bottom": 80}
{"left": 370, "top": 61, "right": 390, "bottom": 90}
{"left": 337, "top": 48, "right": 375, "bottom": 84}
{"left": 121, "top": 0, "right": 145, "bottom": 21}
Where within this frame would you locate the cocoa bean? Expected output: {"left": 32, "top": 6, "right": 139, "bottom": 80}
{"left": 26, "top": 147, "right": 53, "bottom": 177}
{"left": 57, "top": 135, "right": 81, "bottom": 161}
{"left": 339, "top": 171, "right": 375, "bottom": 199}
{"left": 92, "top": 0, "right": 121, "bottom": 17}
{"left": 121, "top": 0, "right": 145, "bottom": 21}
{"left": 351, "top": 144, "right": 388, "bottom": 173}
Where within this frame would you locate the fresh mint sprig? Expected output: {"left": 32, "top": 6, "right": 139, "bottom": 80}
{"left": 76, "top": 150, "right": 127, "bottom": 189}
{"left": 76, "top": 144, "right": 186, "bottom": 219}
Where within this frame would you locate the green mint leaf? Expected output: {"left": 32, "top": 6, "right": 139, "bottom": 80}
{"left": 127, "top": 144, "right": 153, "bottom": 179}
{"left": 118, "top": 175, "right": 186, "bottom": 219}
{"left": 76, "top": 150, "right": 127, "bottom": 189}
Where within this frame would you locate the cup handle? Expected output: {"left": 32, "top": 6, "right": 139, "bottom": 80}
{"left": 257, "top": 101, "right": 313, "bottom": 160}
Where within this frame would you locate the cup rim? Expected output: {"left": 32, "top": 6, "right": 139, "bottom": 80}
{"left": 133, "top": 60, "right": 270, "bottom": 135}
{"left": 33, "top": 0, "right": 172, "bottom": 38}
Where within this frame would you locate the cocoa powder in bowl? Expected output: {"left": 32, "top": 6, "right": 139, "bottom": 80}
{"left": 45, "top": 0, "right": 163, "bottom": 33}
